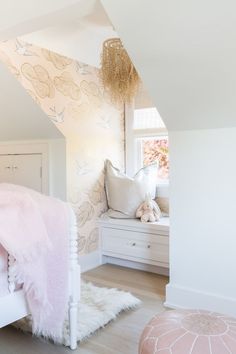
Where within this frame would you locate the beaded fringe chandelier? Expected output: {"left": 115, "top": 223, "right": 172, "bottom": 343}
{"left": 100, "top": 38, "right": 140, "bottom": 104}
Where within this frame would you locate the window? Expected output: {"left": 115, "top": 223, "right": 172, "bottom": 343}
{"left": 133, "top": 107, "right": 165, "bottom": 131}
{"left": 137, "top": 136, "right": 169, "bottom": 181}
{"left": 125, "top": 105, "right": 169, "bottom": 183}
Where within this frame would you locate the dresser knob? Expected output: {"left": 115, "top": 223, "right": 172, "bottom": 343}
{"left": 132, "top": 242, "right": 136, "bottom": 246}
{"left": 147, "top": 244, "right": 151, "bottom": 249}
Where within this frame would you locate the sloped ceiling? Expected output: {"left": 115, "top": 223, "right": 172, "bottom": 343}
{"left": 0, "top": 0, "right": 96, "bottom": 40}
{"left": 0, "top": 0, "right": 116, "bottom": 68}
{"left": 1, "top": 0, "right": 235, "bottom": 131}
{"left": 21, "top": 0, "right": 117, "bottom": 68}
{"left": 101, "top": 0, "right": 236, "bottom": 131}
{"left": 0, "top": 61, "right": 63, "bottom": 140}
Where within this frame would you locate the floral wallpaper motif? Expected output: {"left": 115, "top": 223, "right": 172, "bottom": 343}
{"left": 42, "top": 48, "right": 72, "bottom": 70}
{"left": 21, "top": 63, "right": 55, "bottom": 98}
{"left": 0, "top": 39, "right": 125, "bottom": 255}
{"left": 54, "top": 71, "right": 80, "bottom": 100}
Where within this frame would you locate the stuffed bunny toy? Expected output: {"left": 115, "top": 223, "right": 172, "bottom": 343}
{"left": 136, "top": 194, "right": 162, "bottom": 223}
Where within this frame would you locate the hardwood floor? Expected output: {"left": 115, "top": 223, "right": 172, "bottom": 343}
{"left": 0, "top": 264, "right": 168, "bottom": 354}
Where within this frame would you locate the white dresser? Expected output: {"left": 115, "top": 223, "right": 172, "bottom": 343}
{"left": 98, "top": 216, "right": 169, "bottom": 273}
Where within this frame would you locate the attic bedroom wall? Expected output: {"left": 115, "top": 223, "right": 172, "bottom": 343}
{"left": 0, "top": 39, "right": 124, "bottom": 260}
{"left": 0, "top": 58, "right": 67, "bottom": 201}
{"left": 100, "top": 0, "right": 236, "bottom": 315}
{"left": 166, "top": 127, "right": 236, "bottom": 316}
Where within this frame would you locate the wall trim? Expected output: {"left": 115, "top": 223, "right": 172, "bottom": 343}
{"left": 165, "top": 283, "right": 236, "bottom": 317}
{"left": 78, "top": 250, "right": 102, "bottom": 273}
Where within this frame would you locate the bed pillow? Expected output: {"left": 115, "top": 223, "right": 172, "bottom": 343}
{"left": 105, "top": 160, "right": 157, "bottom": 218}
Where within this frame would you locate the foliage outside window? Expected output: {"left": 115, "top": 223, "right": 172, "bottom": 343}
{"left": 141, "top": 137, "right": 169, "bottom": 181}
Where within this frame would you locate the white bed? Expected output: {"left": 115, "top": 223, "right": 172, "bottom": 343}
{"left": 0, "top": 208, "right": 80, "bottom": 350}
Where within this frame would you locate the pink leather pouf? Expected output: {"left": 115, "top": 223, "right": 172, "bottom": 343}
{"left": 139, "top": 309, "right": 236, "bottom": 354}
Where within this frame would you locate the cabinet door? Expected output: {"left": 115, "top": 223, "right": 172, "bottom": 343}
{"left": 12, "top": 154, "right": 42, "bottom": 192}
{"left": 0, "top": 155, "right": 14, "bottom": 183}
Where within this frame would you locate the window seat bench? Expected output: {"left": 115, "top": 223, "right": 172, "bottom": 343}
{"left": 98, "top": 216, "right": 169, "bottom": 275}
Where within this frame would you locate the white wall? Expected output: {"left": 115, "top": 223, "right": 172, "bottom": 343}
{"left": 0, "top": 61, "right": 67, "bottom": 200}
{"left": 166, "top": 127, "right": 236, "bottom": 316}
{"left": 0, "top": 140, "right": 67, "bottom": 201}
{"left": 0, "top": 61, "right": 63, "bottom": 140}
{"left": 135, "top": 84, "right": 154, "bottom": 110}
{"left": 49, "top": 139, "right": 66, "bottom": 201}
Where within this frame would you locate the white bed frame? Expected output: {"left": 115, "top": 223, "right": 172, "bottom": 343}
{"left": 0, "top": 208, "right": 80, "bottom": 350}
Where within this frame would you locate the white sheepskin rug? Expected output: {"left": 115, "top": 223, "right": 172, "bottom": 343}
{"left": 63, "top": 281, "right": 141, "bottom": 345}
{"left": 14, "top": 281, "right": 141, "bottom": 346}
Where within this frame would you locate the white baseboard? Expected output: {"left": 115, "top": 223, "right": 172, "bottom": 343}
{"left": 79, "top": 250, "right": 102, "bottom": 273}
{"left": 103, "top": 255, "right": 169, "bottom": 276}
{"left": 165, "top": 283, "right": 236, "bottom": 317}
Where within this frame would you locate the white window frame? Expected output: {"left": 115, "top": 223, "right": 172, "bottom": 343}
{"left": 125, "top": 103, "right": 169, "bottom": 183}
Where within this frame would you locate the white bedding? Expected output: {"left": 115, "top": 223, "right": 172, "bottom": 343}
{"left": 0, "top": 245, "right": 8, "bottom": 296}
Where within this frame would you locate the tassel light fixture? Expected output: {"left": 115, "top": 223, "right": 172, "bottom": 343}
{"left": 100, "top": 38, "right": 140, "bottom": 104}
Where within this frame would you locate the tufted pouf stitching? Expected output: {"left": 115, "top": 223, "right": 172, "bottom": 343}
{"left": 139, "top": 309, "right": 236, "bottom": 354}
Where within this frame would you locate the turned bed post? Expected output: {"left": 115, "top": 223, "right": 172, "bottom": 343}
{"left": 68, "top": 208, "right": 80, "bottom": 350}
{"left": 6, "top": 208, "right": 80, "bottom": 350}
{"left": 8, "top": 254, "right": 15, "bottom": 293}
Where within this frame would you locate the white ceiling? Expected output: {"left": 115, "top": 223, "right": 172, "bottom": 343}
{"left": 101, "top": 0, "right": 236, "bottom": 131}
{"left": 21, "top": 0, "right": 117, "bottom": 68}
{"left": 0, "top": 61, "right": 63, "bottom": 140}
{"left": 0, "top": 0, "right": 97, "bottom": 40}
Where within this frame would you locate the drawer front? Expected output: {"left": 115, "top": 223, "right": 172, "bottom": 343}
{"left": 102, "top": 228, "right": 169, "bottom": 265}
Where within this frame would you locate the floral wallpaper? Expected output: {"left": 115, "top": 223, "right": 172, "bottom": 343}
{"left": 0, "top": 39, "right": 125, "bottom": 255}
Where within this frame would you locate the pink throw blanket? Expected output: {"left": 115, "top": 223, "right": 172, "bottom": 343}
{"left": 0, "top": 183, "right": 70, "bottom": 341}
{"left": 0, "top": 245, "right": 8, "bottom": 296}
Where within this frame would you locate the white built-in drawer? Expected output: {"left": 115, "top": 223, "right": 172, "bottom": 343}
{"left": 102, "top": 228, "right": 169, "bottom": 265}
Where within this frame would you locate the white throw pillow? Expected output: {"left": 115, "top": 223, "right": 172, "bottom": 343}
{"left": 105, "top": 160, "right": 157, "bottom": 218}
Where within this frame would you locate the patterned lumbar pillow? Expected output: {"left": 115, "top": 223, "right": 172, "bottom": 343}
{"left": 104, "top": 160, "right": 157, "bottom": 218}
